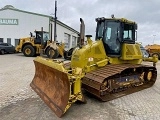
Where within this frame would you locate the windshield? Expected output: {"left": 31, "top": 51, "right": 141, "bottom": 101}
{"left": 43, "top": 33, "right": 49, "bottom": 41}
{"left": 103, "top": 21, "right": 121, "bottom": 55}
{"left": 123, "top": 24, "right": 135, "bottom": 40}
{"left": 96, "top": 21, "right": 105, "bottom": 39}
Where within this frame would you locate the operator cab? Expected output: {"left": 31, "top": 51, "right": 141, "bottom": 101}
{"left": 34, "top": 31, "right": 50, "bottom": 46}
{"left": 95, "top": 17, "right": 137, "bottom": 56}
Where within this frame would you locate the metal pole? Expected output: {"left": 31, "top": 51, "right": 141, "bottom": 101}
{"left": 40, "top": 27, "right": 43, "bottom": 56}
{"left": 41, "top": 27, "right": 43, "bottom": 44}
{"left": 54, "top": 0, "right": 57, "bottom": 42}
{"left": 153, "top": 35, "right": 156, "bottom": 44}
{"left": 50, "top": 23, "right": 52, "bottom": 42}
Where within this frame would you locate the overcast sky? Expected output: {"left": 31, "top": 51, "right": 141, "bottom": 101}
{"left": 1, "top": 0, "right": 160, "bottom": 46}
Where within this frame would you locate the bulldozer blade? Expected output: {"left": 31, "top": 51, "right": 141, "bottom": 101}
{"left": 30, "top": 57, "right": 70, "bottom": 117}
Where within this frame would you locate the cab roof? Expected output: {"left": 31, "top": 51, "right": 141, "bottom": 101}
{"left": 34, "top": 31, "right": 49, "bottom": 33}
{"left": 96, "top": 17, "right": 137, "bottom": 24}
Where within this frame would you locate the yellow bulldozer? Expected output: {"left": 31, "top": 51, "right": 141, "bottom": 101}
{"left": 30, "top": 17, "right": 158, "bottom": 117}
{"left": 15, "top": 30, "right": 65, "bottom": 58}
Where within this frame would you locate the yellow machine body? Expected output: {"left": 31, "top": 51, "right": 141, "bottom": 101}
{"left": 145, "top": 44, "right": 160, "bottom": 59}
{"left": 30, "top": 17, "right": 158, "bottom": 118}
{"left": 15, "top": 35, "right": 65, "bottom": 58}
{"left": 15, "top": 37, "right": 47, "bottom": 54}
{"left": 71, "top": 38, "right": 144, "bottom": 72}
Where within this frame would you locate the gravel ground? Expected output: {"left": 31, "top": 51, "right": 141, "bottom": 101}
{"left": 1, "top": 53, "right": 160, "bottom": 120}
{"left": 0, "top": 53, "right": 37, "bottom": 108}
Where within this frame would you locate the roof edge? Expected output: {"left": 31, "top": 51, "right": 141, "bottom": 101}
{"left": 0, "top": 7, "right": 79, "bottom": 34}
{"left": 0, "top": 7, "right": 52, "bottom": 18}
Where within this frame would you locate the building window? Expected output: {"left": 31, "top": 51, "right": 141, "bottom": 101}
{"left": 15, "top": 39, "right": 19, "bottom": 47}
{"left": 0, "top": 38, "right": 3, "bottom": 42}
{"left": 77, "top": 37, "right": 80, "bottom": 46}
{"left": 64, "top": 33, "right": 70, "bottom": 50}
{"left": 7, "top": 38, "right": 11, "bottom": 44}
{"left": 72, "top": 36, "right": 77, "bottom": 47}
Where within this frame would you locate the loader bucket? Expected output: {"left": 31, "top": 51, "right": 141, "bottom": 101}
{"left": 30, "top": 57, "right": 70, "bottom": 117}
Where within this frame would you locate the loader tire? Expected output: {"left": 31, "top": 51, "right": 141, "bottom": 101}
{"left": 23, "top": 45, "right": 35, "bottom": 57}
{"left": 0, "top": 49, "right": 5, "bottom": 55}
{"left": 46, "top": 47, "right": 59, "bottom": 59}
{"left": 152, "top": 53, "right": 159, "bottom": 59}
{"left": 64, "top": 48, "right": 75, "bottom": 60}
{"left": 64, "top": 51, "right": 71, "bottom": 60}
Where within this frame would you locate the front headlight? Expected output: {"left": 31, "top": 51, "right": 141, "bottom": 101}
{"left": 143, "top": 54, "right": 149, "bottom": 58}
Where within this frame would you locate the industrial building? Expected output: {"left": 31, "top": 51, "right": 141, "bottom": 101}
{"left": 0, "top": 5, "right": 79, "bottom": 50}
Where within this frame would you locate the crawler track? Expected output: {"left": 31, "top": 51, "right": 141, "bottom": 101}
{"left": 82, "top": 64, "right": 157, "bottom": 101}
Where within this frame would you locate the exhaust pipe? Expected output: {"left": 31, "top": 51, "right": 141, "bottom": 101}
{"left": 79, "top": 18, "right": 85, "bottom": 48}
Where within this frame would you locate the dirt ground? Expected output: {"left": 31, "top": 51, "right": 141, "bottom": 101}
{"left": 1, "top": 53, "right": 160, "bottom": 120}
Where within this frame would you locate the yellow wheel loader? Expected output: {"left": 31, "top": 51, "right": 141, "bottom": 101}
{"left": 15, "top": 30, "right": 65, "bottom": 58}
{"left": 30, "top": 17, "right": 158, "bottom": 117}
